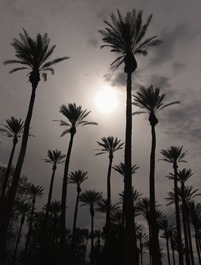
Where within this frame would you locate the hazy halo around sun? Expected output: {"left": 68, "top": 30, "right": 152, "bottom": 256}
{"left": 95, "top": 85, "right": 119, "bottom": 113}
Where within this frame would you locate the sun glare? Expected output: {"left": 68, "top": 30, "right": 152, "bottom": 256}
{"left": 95, "top": 86, "right": 118, "bottom": 113}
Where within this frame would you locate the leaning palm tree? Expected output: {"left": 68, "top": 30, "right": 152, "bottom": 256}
{"left": 22, "top": 184, "right": 44, "bottom": 265}
{"left": 160, "top": 146, "right": 188, "bottom": 265}
{"left": 56, "top": 103, "right": 97, "bottom": 260}
{"left": 0, "top": 117, "right": 24, "bottom": 207}
{"left": 133, "top": 85, "right": 179, "bottom": 265}
{"left": 80, "top": 190, "right": 103, "bottom": 265}
{"left": 99, "top": 10, "right": 161, "bottom": 265}
{"left": 68, "top": 170, "right": 88, "bottom": 263}
{"left": 96, "top": 136, "right": 123, "bottom": 252}
{"left": 1, "top": 30, "right": 69, "bottom": 254}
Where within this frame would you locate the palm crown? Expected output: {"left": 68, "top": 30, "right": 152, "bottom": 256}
{"left": 160, "top": 146, "right": 188, "bottom": 165}
{"left": 0, "top": 116, "right": 24, "bottom": 140}
{"left": 68, "top": 170, "right": 88, "bottom": 186}
{"left": 58, "top": 103, "right": 98, "bottom": 136}
{"left": 133, "top": 86, "right": 180, "bottom": 116}
{"left": 80, "top": 190, "right": 103, "bottom": 209}
{"left": 4, "top": 29, "right": 69, "bottom": 82}
{"left": 113, "top": 162, "right": 139, "bottom": 176}
{"left": 43, "top": 149, "right": 65, "bottom": 165}
{"left": 96, "top": 136, "right": 124, "bottom": 157}
{"left": 99, "top": 9, "right": 161, "bottom": 72}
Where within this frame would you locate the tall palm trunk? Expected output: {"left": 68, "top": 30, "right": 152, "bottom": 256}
{"left": 165, "top": 236, "right": 171, "bottom": 265}
{"left": 11, "top": 211, "right": 25, "bottom": 265}
{"left": 22, "top": 197, "right": 35, "bottom": 265}
{"left": 149, "top": 114, "right": 162, "bottom": 265}
{"left": 90, "top": 207, "right": 95, "bottom": 265}
{"left": 60, "top": 130, "right": 75, "bottom": 262}
{"left": 40, "top": 164, "right": 57, "bottom": 264}
{"left": 124, "top": 72, "right": 137, "bottom": 265}
{"left": 186, "top": 210, "right": 195, "bottom": 265}
{"left": 0, "top": 136, "right": 18, "bottom": 207}
{"left": 70, "top": 185, "right": 81, "bottom": 264}
{"left": 171, "top": 239, "right": 176, "bottom": 265}
{"left": 194, "top": 225, "right": 201, "bottom": 265}
{"left": 0, "top": 75, "right": 39, "bottom": 258}
{"left": 173, "top": 163, "right": 183, "bottom": 265}
{"left": 181, "top": 183, "right": 191, "bottom": 265}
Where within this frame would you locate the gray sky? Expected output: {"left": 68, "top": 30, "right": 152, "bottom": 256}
{"left": 1, "top": 0, "right": 201, "bottom": 260}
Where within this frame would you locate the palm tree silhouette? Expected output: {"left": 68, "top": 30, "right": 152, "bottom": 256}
{"left": 22, "top": 184, "right": 44, "bottom": 265}
{"left": 80, "top": 190, "right": 102, "bottom": 265}
{"left": 56, "top": 103, "right": 97, "bottom": 261}
{"left": 1, "top": 30, "right": 69, "bottom": 254}
{"left": 68, "top": 169, "right": 88, "bottom": 262}
{"left": 160, "top": 146, "right": 188, "bottom": 265}
{"left": 0, "top": 117, "right": 24, "bottom": 208}
{"left": 11, "top": 202, "right": 30, "bottom": 265}
{"left": 99, "top": 10, "right": 161, "bottom": 265}
{"left": 133, "top": 85, "right": 179, "bottom": 265}
{"left": 188, "top": 201, "right": 201, "bottom": 265}
{"left": 40, "top": 149, "right": 65, "bottom": 263}
{"left": 159, "top": 218, "right": 176, "bottom": 265}
{"left": 136, "top": 227, "right": 149, "bottom": 265}
{"left": 96, "top": 136, "right": 123, "bottom": 253}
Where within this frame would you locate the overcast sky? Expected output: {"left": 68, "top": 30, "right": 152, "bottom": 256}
{"left": 1, "top": 0, "right": 201, "bottom": 253}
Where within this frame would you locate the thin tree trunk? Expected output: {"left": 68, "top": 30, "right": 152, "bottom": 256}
{"left": 60, "top": 131, "right": 75, "bottom": 264}
{"left": 181, "top": 184, "right": 191, "bottom": 265}
{"left": 124, "top": 72, "right": 137, "bottom": 265}
{"left": 70, "top": 188, "right": 81, "bottom": 264}
{"left": 40, "top": 165, "right": 57, "bottom": 264}
{"left": 194, "top": 226, "right": 201, "bottom": 265}
{"left": 11, "top": 212, "right": 25, "bottom": 265}
{"left": 149, "top": 123, "right": 162, "bottom": 265}
{"left": 22, "top": 198, "right": 35, "bottom": 265}
{"left": 0, "top": 137, "right": 18, "bottom": 211}
{"left": 173, "top": 163, "right": 184, "bottom": 265}
{"left": 90, "top": 208, "right": 94, "bottom": 265}
{"left": 171, "top": 242, "right": 176, "bottom": 265}
{"left": 0, "top": 82, "right": 38, "bottom": 259}
{"left": 186, "top": 209, "right": 195, "bottom": 265}
{"left": 166, "top": 237, "right": 171, "bottom": 265}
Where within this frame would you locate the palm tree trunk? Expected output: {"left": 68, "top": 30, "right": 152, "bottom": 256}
{"left": 60, "top": 131, "right": 75, "bottom": 263}
{"left": 22, "top": 198, "right": 35, "bottom": 265}
{"left": 0, "top": 81, "right": 38, "bottom": 259}
{"left": 90, "top": 207, "right": 95, "bottom": 265}
{"left": 186, "top": 209, "right": 195, "bottom": 265}
{"left": 149, "top": 123, "right": 161, "bottom": 265}
{"left": 40, "top": 165, "right": 57, "bottom": 264}
{"left": 171, "top": 243, "right": 176, "bottom": 265}
{"left": 165, "top": 237, "right": 171, "bottom": 265}
{"left": 0, "top": 137, "right": 18, "bottom": 210}
{"left": 194, "top": 225, "right": 201, "bottom": 265}
{"left": 124, "top": 72, "right": 137, "bottom": 265}
{"left": 181, "top": 185, "right": 191, "bottom": 265}
{"left": 70, "top": 188, "right": 81, "bottom": 264}
{"left": 173, "top": 163, "right": 184, "bottom": 265}
{"left": 11, "top": 212, "right": 25, "bottom": 265}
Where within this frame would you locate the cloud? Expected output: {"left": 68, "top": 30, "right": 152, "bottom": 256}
{"left": 151, "top": 23, "right": 190, "bottom": 65}
{"left": 87, "top": 36, "right": 98, "bottom": 48}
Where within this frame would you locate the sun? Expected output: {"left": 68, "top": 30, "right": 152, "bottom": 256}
{"left": 95, "top": 86, "right": 118, "bottom": 113}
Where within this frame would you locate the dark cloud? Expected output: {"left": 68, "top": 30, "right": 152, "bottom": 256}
{"left": 172, "top": 62, "right": 186, "bottom": 74}
{"left": 87, "top": 36, "right": 98, "bottom": 48}
{"left": 151, "top": 23, "right": 190, "bottom": 65}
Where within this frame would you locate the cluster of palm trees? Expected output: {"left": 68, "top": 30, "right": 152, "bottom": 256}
{"left": 0, "top": 7, "right": 201, "bottom": 265}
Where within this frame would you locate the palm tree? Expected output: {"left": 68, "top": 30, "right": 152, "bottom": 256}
{"left": 40, "top": 149, "right": 65, "bottom": 263}
{"left": 56, "top": 103, "right": 97, "bottom": 258}
{"left": 96, "top": 136, "right": 123, "bottom": 254}
{"left": 0, "top": 117, "right": 24, "bottom": 207}
{"left": 159, "top": 218, "right": 176, "bottom": 265}
{"left": 68, "top": 170, "right": 88, "bottom": 262}
{"left": 11, "top": 202, "right": 30, "bottom": 265}
{"left": 133, "top": 85, "right": 179, "bottom": 265}
{"left": 136, "top": 227, "right": 149, "bottom": 265}
{"left": 99, "top": 10, "right": 161, "bottom": 265}
{"left": 160, "top": 146, "right": 188, "bottom": 265}
{"left": 188, "top": 201, "right": 201, "bottom": 265}
{"left": 22, "top": 184, "right": 44, "bottom": 265}
{"left": 80, "top": 190, "right": 103, "bottom": 265}
{"left": 1, "top": 30, "right": 69, "bottom": 254}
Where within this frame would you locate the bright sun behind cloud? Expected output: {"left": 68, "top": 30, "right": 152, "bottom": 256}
{"left": 95, "top": 85, "right": 118, "bottom": 113}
